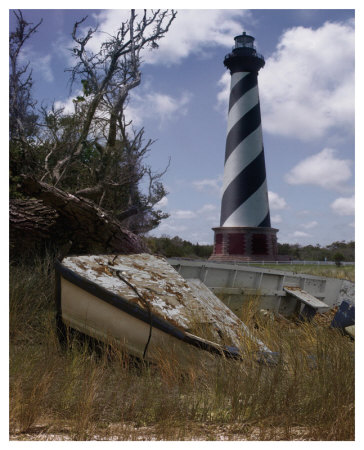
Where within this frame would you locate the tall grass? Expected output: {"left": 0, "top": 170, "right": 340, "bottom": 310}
{"left": 9, "top": 256, "right": 355, "bottom": 440}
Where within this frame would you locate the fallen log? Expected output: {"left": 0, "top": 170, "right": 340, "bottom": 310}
{"left": 10, "top": 198, "right": 59, "bottom": 240}
{"left": 17, "top": 176, "right": 149, "bottom": 255}
{"left": 10, "top": 198, "right": 64, "bottom": 258}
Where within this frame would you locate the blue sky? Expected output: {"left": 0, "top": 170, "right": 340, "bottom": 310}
{"left": 8, "top": 5, "right": 356, "bottom": 247}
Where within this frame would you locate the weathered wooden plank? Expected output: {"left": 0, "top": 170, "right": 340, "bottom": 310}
{"left": 283, "top": 286, "right": 328, "bottom": 309}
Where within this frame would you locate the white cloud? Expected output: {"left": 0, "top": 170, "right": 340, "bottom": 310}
{"left": 297, "top": 210, "right": 311, "bottom": 216}
{"left": 156, "top": 221, "right": 187, "bottom": 234}
{"left": 192, "top": 176, "right": 222, "bottom": 193}
{"left": 330, "top": 195, "right": 355, "bottom": 216}
{"left": 127, "top": 90, "right": 192, "bottom": 127}
{"left": 216, "top": 71, "right": 230, "bottom": 112}
{"left": 284, "top": 230, "right": 313, "bottom": 245}
{"left": 171, "top": 205, "right": 218, "bottom": 221}
{"left": 197, "top": 204, "right": 217, "bottom": 214}
{"left": 302, "top": 220, "right": 318, "bottom": 229}
{"left": 145, "top": 10, "right": 248, "bottom": 65}
{"left": 54, "top": 90, "right": 83, "bottom": 114}
{"left": 271, "top": 214, "right": 282, "bottom": 224}
{"left": 285, "top": 148, "right": 352, "bottom": 191}
{"left": 36, "top": 54, "right": 54, "bottom": 83}
{"left": 155, "top": 196, "right": 168, "bottom": 209}
{"left": 293, "top": 231, "right": 311, "bottom": 238}
{"left": 152, "top": 92, "right": 190, "bottom": 119}
{"left": 260, "top": 20, "right": 354, "bottom": 140}
{"left": 173, "top": 209, "right": 196, "bottom": 219}
{"left": 268, "top": 191, "right": 287, "bottom": 210}
{"left": 216, "top": 20, "right": 354, "bottom": 140}
{"left": 19, "top": 48, "right": 54, "bottom": 83}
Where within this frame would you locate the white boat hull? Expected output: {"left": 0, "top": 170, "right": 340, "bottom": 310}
{"left": 54, "top": 256, "right": 256, "bottom": 364}
{"left": 60, "top": 277, "right": 224, "bottom": 363}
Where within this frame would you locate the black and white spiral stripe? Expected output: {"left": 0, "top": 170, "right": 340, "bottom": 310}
{"left": 220, "top": 71, "right": 271, "bottom": 228}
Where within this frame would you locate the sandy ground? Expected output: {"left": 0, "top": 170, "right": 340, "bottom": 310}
{"left": 10, "top": 421, "right": 315, "bottom": 441}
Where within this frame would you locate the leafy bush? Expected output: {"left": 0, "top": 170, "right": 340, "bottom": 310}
{"left": 333, "top": 252, "right": 345, "bottom": 266}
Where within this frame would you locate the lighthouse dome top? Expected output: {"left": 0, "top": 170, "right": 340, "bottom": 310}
{"left": 224, "top": 32, "right": 265, "bottom": 74}
{"left": 234, "top": 32, "right": 255, "bottom": 49}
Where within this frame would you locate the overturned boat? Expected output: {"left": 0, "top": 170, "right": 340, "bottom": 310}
{"left": 55, "top": 254, "right": 274, "bottom": 363}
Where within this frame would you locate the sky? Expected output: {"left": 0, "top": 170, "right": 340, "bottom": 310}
{"left": 7, "top": 3, "right": 357, "bottom": 247}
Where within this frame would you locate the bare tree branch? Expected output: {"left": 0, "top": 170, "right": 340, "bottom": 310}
{"left": 48, "top": 9, "right": 176, "bottom": 186}
{"left": 9, "top": 10, "right": 42, "bottom": 143}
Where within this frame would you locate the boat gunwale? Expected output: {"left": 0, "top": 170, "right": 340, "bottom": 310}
{"left": 167, "top": 258, "right": 349, "bottom": 282}
{"left": 54, "top": 259, "right": 240, "bottom": 359}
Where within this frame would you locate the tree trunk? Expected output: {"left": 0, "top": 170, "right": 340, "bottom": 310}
{"left": 16, "top": 176, "right": 149, "bottom": 256}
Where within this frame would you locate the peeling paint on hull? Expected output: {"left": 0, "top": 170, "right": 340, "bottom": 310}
{"left": 55, "top": 254, "right": 273, "bottom": 363}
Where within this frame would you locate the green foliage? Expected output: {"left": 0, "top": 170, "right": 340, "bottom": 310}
{"left": 73, "top": 96, "right": 86, "bottom": 103}
{"left": 144, "top": 236, "right": 355, "bottom": 262}
{"left": 278, "top": 240, "right": 354, "bottom": 262}
{"left": 9, "top": 140, "right": 45, "bottom": 198}
{"left": 145, "top": 235, "right": 213, "bottom": 259}
{"left": 81, "top": 79, "right": 93, "bottom": 96}
{"left": 333, "top": 252, "right": 345, "bottom": 266}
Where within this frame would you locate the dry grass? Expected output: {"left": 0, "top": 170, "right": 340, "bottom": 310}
{"left": 9, "top": 255, "right": 355, "bottom": 441}
{"left": 252, "top": 263, "right": 355, "bottom": 282}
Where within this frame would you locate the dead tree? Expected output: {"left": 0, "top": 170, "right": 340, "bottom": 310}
{"left": 40, "top": 9, "right": 176, "bottom": 189}
{"left": 9, "top": 10, "right": 42, "bottom": 144}
{"left": 36, "top": 9, "right": 175, "bottom": 233}
{"left": 10, "top": 10, "right": 175, "bottom": 257}
{"left": 10, "top": 10, "right": 43, "bottom": 193}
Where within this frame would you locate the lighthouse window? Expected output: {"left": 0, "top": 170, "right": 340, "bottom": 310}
{"left": 235, "top": 34, "right": 254, "bottom": 49}
{"left": 228, "top": 234, "right": 246, "bottom": 255}
{"left": 252, "top": 234, "right": 268, "bottom": 255}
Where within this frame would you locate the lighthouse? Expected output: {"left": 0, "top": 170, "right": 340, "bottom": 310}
{"left": 210, "top": 32, "right": 278, "bottom": 262}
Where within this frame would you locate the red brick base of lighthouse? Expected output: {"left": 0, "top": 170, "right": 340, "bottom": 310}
{"left": 209, "top": 226, "right": 279, "bottom": 262}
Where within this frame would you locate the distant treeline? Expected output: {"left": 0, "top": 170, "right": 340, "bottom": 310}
{"left": 145, "top": 235, "right": 355, "bottom": 262}
{"left": 145, "top": 236, "right": 213, "bottom": 259}
{"left": 278, "top": 240, "right": 355, "bottom": 262}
